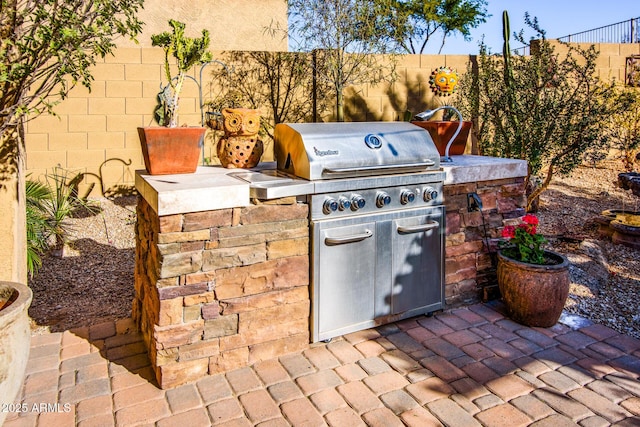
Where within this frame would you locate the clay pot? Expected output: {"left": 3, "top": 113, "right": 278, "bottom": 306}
{"left": 611, "top": 217, "right": 640, "bottom": 249}
{"left": 597, "top": 209, "right": 640, "bottom": 247}
{"left": 138, "top": 127, "right": 206, "bottom": 175}
{"left": 0, "top": 282, "right": 33, "bottom": 426}
{"left": 497, "top": 250, "right": 570, "bottom": 327}
{"left": 410, "top": 120, "right": 472, "bottom": 156}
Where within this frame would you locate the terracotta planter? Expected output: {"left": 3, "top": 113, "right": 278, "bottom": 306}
{"left": 138, "top": 127, "right": 206, "bottom": 175}
{"left": 596, "top": 209, "right": 640, "bottom": 248}
{"left": 497, "top": 250, "right": 570, "bottom": 327}
{"left": 611, "top": 217, "right": 640, "bottom": 249}
{"left": 411, "top": 120, "right": 472, "bottom": 156}
{"left": 0, "top": 282, "right": 33, "bottom": 426}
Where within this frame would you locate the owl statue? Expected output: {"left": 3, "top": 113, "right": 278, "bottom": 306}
{"left": 216, "top": 108, "right": 264, "bottom": 168}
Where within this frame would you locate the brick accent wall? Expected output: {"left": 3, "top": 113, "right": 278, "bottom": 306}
{"left": 133, "top": 198, "right": 310, "bottom": 389}
{"left": 444, "top": 177, "right": 526, "bottom": 306}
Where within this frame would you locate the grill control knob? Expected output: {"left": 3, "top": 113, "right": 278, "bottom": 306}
{"left": 400, "top": 190, "right": 416, "bottom": 205}
{"left": 350, "top": 194, "right": 366, "bottom": 211}
{"left": 323, "top": 198, "right": 339, "bottom": 214}
{"left": 338, "top": 196, "right": 351, "bottom": 211}
{"left": 423, "top": 187, "right": 439, "bottom": 202}
{"left": 376, "top": 192, "right": 392, "bottom": 208}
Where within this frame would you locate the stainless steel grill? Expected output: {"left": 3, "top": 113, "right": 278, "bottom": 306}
{"left": 274, "top": 122, "right": 441, "bottom": 180}
{"left": 269, "top": 122, "right": 447, "bottom": 342}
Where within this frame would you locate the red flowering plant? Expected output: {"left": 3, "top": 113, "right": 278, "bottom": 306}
{"left": 499, "top": 214, "right": 547, "bottom": 264}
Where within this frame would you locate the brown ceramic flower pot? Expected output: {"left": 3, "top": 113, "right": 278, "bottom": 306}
{"left": 410, "top": 120, "right": 472, "bottom": 156}
{"left": 497, "top": 250, "right": 570, "bottom": 327}
{"left": 0, "top": 282, "right": 32, "bottom": 426}
{"left": 138, "top": 127, "right": 206, "bottom": 175}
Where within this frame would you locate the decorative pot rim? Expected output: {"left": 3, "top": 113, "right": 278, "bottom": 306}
{"left": 610, "top": 218, "right": 640, "bottom": 235}
{"left": 0, "top": 282, "right": 33, "bottom": 321}
{"left": 600, "top": 209, "right": 640, "bottom": 218}
{"left": 410, "top": 119, "right": 473, "bottom": 124}
{"left": 497, "top": 249, "right": 569, "bottom": 270}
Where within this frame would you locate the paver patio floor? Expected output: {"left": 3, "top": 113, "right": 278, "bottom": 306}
{"left": 4, "top": 302, "right": 640, "bottom": 426}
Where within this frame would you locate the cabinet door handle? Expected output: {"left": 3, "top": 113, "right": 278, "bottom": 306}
{"left": 397, "top": 221, "right": 439, "bottom": 234}
{"left": 325, "top": 230, "right": 373, "bottom": 245}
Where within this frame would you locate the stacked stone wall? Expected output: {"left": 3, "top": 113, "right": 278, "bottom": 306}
{"left": 443, "top": 177, "right": 527, "bottom": 306}
{"left": 133, "top": 199, "right": 309, "bottom": 388}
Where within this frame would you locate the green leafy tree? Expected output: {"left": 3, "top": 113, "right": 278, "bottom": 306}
{"left": 457, "top": 13, "right": 616, "bottom": 211}
{"left": 287, "top": 0, "right": 399, "bottom": 122}
{"left": 378, "top": 0, "right": 489, "bottom": 54}
{"left": 0, "top": 0, "right": 143, "bottom": 282}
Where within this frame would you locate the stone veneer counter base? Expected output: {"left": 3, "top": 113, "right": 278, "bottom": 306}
{"left": 134, "top": 155, "right": 527, "bottom": 388}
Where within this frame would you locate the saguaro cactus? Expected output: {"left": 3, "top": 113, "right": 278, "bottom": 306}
{"left": 502, "top": 10, "right": 512, "bottom": 87}
{"left": 501, "top": 10, "right": 521, "bottom": 158}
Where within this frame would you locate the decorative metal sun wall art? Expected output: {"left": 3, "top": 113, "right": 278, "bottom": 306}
{"left": 626, "top": 56, "right": 640, "bottom": 87}
{"left": 429, "top": 66, "right": 459, "bottom": 96}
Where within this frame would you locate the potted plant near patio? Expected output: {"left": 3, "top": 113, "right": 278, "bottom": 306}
{"left": 0, "top": 282, "right": 33, "bottom": 426}
{"left": 411, "top": 66, "right": 472, "bottom": 156}
{"left": 138, "top": 20, "right": 212, "bottom": 175}
{"left": 497, "top": 214, "right": 570, "bottom": 327}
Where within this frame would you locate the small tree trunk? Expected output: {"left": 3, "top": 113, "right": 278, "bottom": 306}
{"left": 527, "top": 164, "right": 555, "bottom": 212}
{"left": 169, "top": 73, "right": 185, "bottom": 128}
{"left": 336, "top": 89, "right": 344, "bottom": 122}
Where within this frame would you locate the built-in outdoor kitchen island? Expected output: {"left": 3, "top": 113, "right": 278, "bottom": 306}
{"left": 133, "top": 153, "right": 527, "bottom": 389}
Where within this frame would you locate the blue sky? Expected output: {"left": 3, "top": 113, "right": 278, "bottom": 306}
{"left": 437, "top": 0, "right": 639, "bottom": 54}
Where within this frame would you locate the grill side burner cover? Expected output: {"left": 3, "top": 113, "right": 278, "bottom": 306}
{"left": 274, "top": 122, "right": 441, "bottom": 180}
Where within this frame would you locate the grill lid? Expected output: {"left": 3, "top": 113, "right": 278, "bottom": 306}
{"left": 274, "top": 122, "right": 441, "bottom": 180}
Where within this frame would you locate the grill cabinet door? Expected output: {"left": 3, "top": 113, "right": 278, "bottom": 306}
{"left": 314, "top": 221, "right": 376, "bottom": 341}
{"left": 390, "top": 207, "right": 444, "bottom": 315}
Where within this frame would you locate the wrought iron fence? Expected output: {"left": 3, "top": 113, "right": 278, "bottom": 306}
{"left": 510, "top": 17, "right": 640, "bottom": 56}
{"left": 557, "top": 17, "right": 640, "bottom": 44}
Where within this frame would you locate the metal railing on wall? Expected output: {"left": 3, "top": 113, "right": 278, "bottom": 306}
{"left": 509, "top": 17, "right": 639, "bottom": 57}
{"left": 557, "top": 17, "right": 640, "bottom": 44}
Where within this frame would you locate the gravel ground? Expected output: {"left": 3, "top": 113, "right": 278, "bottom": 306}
{"left": 27, "top": 196, "right": 137, "bottom": 333}
{"left": 27, "top": 162, "right": 640, "bottom": 338}
{"left": 537, "top": 161, "right": 640, "bottom": 339}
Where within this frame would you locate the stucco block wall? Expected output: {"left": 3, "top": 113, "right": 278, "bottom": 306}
{"left": 24, "top": 52, "right": 475, "bottom": 195}
{"left": 119, "top": 0, "right": 288, "bottom": 52}
{"left": 544, "top": 41, "right": 640, "bottom": 83}
{"left": 24, "top": 42, "right": 633, "bottom": 196}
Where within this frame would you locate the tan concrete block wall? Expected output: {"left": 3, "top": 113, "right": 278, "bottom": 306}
{"left": 118, "top": 0, "right": 288, "bottom": 52}
{"left": 24, "top": 42, "right": 633, "bottom": 195}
